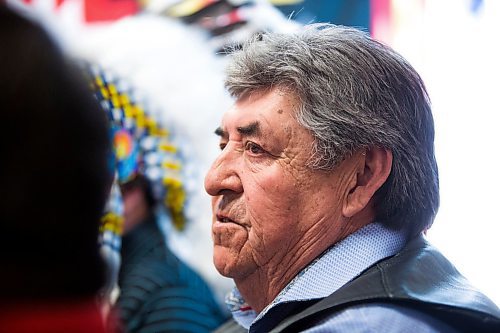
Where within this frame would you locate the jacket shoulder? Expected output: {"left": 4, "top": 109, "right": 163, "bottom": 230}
{"left": 271, "top": 235, "right": 500, "bottom": 332}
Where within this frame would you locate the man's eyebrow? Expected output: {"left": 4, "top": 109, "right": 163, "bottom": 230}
{"left": 214, "top": 127, "right": 226, "bottom": 137}
{"left": 237, "top": 121, "right": 260, "bottom": 136}
{"left": 214, "top": 121, "right": 261, "bottom": 138}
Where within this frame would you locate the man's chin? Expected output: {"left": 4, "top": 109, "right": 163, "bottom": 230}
{"left": 213, "top": 246, "right": 235, "bottom": 277}
{"left": 212, "top": 245, "right": 253, "bottom": 279}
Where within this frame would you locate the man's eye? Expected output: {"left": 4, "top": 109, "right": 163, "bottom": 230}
{"left": 245, "top": 142, "right": 265, "bottom": 155}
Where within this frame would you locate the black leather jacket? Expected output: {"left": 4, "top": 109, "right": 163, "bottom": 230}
{"left": 216, "top": 235, "right": 500, "bottom": 332}
{"left": 270, "top": 235, "right": 500, "bottom": 332}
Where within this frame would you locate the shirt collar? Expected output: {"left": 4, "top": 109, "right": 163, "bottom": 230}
{"left": 227, "top": 222, "right": 409, "bottom": 329}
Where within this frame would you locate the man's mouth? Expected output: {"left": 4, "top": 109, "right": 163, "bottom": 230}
{"left": 217, "top": 214, "right": 235, "bottom": 223}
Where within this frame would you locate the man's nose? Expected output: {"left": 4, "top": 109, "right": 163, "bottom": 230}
{"left": 204, "top": 148, "right": 243, "bottom": 196}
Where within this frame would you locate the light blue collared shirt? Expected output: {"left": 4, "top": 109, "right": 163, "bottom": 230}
{"left": 226, "top": 222, "right": 458, "bottom": 332}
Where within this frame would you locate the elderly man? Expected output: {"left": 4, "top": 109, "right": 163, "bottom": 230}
{"left": 204, "top": 24, "right": 500, "bottom": 332}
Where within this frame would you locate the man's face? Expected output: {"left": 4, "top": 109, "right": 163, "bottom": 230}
{"left": 204, "top": 88, "right": 354, "bottom": 281}
{"left": 121, "top": 184, "right": 149, "bottom": 235}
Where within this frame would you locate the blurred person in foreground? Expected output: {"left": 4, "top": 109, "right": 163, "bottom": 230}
{"left": 205, "top": 24, "right": 500, "bottom": 332}
{"left": 115, "top": 173, "right": 227, "bottom": 332}
{"left": 0, "top": 5, "right": 111, "bottom": 333}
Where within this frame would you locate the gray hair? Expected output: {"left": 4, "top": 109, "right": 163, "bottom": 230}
{"left": 224, "top": 24, "right": 439, "bottom": 236}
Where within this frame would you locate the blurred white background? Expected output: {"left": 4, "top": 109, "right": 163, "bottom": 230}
{"left": 376, "top": 0, "right": 500, "bottom": 306}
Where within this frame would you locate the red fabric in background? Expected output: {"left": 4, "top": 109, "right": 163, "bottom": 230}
{"left": 21, "top": 0, "right": 70, "bottom": 9}
{"left": 0, "top": 300, "right": 108, "bottom": 333}
{"left": 19, "top": 0, "right": 139, "bottom": 22}
{"left": 85, "top": 0, "right": 139, "bottom": 22}
{"left": 370, "top": 0, "right": 391, "bottom": 41}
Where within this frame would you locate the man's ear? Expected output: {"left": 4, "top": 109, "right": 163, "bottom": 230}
{"left": 342, "top": 147, "right": 392, "bottom": 218}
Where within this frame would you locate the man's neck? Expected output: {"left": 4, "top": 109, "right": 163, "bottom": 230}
{"left": 234, "top": 256, "right": 305, "bottom": 313}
